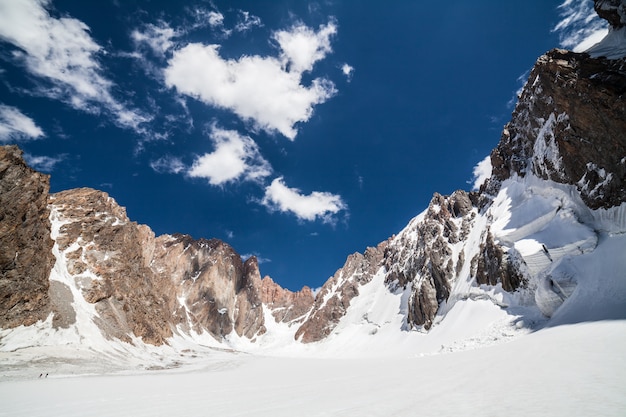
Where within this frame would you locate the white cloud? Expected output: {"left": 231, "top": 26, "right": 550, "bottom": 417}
{"left": 131, "top": 21, "right": 178, "bottom": 56}
{"left": 471, "top": 155, "right": 492, "bottom": 191}
{"left": 0, "top": 0, "right": 150, "bottom": 132}
{"left": 0, "top": 104, "right": 44, "bottom": 142}
{"left": 150, "top": 155, "right": 186, "bottom": 174}
{"left": 260, "top": 177, "right": 347, "bottom": 223}
{"left": 23, "top": 153, "right": 65, "bottom": 172}
{"left": 273, "top": 21, "right": 337, "bottom": 73}
{"left": 188, "top": 126, "right": 272, "bottom": 185}
{"left": 234, "top": 10, "right": 262, "bottom": 33}
{"left": 165, "top": 45, "right": 336, "bottom": 139}
{"left": 187, "top": 7, "right": 231, "bottom": 37}
{"left": 553, "top": 0, "right": 608, "bottom": 52}
{"left": 207, "top": 11, "right": 225, "bottom": 28}
{"left": 341, "top": 63, "right": 354, "bottom": 81}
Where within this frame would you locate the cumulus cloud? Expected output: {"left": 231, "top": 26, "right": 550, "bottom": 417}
{"left": 188, "top": 126, "right": 272, "bottom": 185}
{"left": 0, "top": 104, "right": 44, "bottom": 142}
{"left": 260, "top": 177, "right": 347, "bottom": 223}
{"left": 471, "top": 155, "right": 492, "bottom": 191}
{"left": 164, "top": 21, "right": 338, "bottom": 139}
{"left": 23, "top": 153, "right": 65, "bottom": 172}
{"left": 273, "top": 21, "right": 337, "bottom": 73}
{"left": 0, "top": 0, "right": 150, "bottom": 132}
{"left": 553, "top": 0, "right": 608, "bottom": 52}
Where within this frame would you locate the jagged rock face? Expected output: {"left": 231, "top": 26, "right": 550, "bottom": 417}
{"left": 260, "top": 275, "right": 314, "bottom": 324}
{"left": 487, "top": 49, "right": 626, "bottom": 209}
{"left": 0, "top": 148, "right": 306, "bottom": 345}
{"left": 294, "top": 190, "right": 484, "bottom": 341}
{"left": 151, "top": 235, "right": 266, "bottom": 340}
{"left": 49, "top": 187, "right": 269, "bottom": 344}
{"left": 50, "top": 188, "right": 180, "bottom": 345}
{"left": 294, "top": 243, "right": 386, "bottom": 343}
{"left": 384, "top": 190, "right": 475, "bottom": 330}
{"left": 471, "top": 228, "right": 524, "bottom": 292}
{"left": 0, "top": 146, "right": 54, "bottom": 328}
{"left": 595, "top": 0, "right": 626, "bottom": 28}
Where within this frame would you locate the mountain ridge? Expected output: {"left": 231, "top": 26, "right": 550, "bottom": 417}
{"left": 1, "top": 0, "right": 625, "bottom": 359}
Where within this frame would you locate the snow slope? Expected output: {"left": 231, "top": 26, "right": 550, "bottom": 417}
{"left": 1, "top": 320, "right": 624, "bottom": 417}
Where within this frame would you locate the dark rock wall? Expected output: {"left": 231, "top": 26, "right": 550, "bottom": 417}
{"left": 0, "top": 146, "right": 54, "bottom": 328}
{"left": 487, "top": 49, "right": 626, "bottom": 209}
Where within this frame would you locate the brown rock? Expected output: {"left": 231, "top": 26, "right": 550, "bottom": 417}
{"left": 383, "top": 191, "right": 476, "bottom": 330}
{"left": 471, "top": 229, "right": 525, "bottom": 292}
{"left": 50, "top": 188, "right": 178, "bottom": 345}
{"left": 0, "top": 145, "right": 54, "bottom": 328}
{"left": 260, "top": 275, "right": 314, "bottom": 323}
{"left": 295, "top": 243, "right": 386, "bottom": 343}
{"left": 486, "top": 49, "right": 626, "bottom": 209}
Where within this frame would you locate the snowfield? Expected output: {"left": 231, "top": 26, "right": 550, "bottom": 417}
{"left": 1, "top": 321, "right": 625, "bottom": 417}
{"left": 2, "top": 174, "right": 626, "bottom": 416}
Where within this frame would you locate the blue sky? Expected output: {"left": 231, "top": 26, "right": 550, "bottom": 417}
{"left": 0, "top": 0, "right": 605, "bottom": 290}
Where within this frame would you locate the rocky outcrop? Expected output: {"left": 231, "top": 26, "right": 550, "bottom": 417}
{"left": 595, "top": 0, "right": 626, "bottom": 28}
{"left": 384, "top": 191, "right": 476, "bottom": 330}
{"left": 471, "top": 228, "right": 525, "bottom": 293}
{"left": 260, "top": 275, "right": 314, "bottom": 323}
{"left": 47, "top": 187, "right": 272, "bottom": 344}
{"left": 151, "top": 234, "right": 267, "bottom": 340}
{"left": 486, "top": 27, "right": 626, "bottom": 209}
{"left": 50, "top": 188, "right": 181, "bottom": 344}
{"left": 294, "top": 243, "right": 386, "bottom": 343}
{"left": 0, "top": 145, "right": 54, "bottom": 328}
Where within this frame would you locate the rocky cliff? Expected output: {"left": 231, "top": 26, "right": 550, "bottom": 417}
{"left": 487, "top": 48, "right": 626, "bottom": 209}
{"left": 0, "top": 146, "right": 54, "bottom": 328}
{"left": 0, "top": 169, "right": 314, "bottom": 346}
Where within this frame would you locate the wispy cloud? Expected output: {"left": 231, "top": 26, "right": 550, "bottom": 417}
{"left": 0, "top": 104, "right": 44, "bottom": 142}
{"left": 131, "top": 21, "right": 179, "bottom": 57}
{"left": 150, "top": 155, "right": 186, "bottom": 174}
{"left": 0, "top": 0, "right": 150, "bottom": 133}
{"left": 234, "top": 10, "right": 263, "bottom": 33}
{"left": 260, "top": 177, "right": 347, "bottom": 223}
{"left": 23, "top": 152, "right": 66, "bottom": 172}
{"left": 163, "top": 21, "right": 339, "bottom": 139}
{"left": 553, "top": 0, "right": 608, "bottom": 52}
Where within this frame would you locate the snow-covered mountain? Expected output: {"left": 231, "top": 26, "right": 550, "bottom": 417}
{"left": 1, "top": 0, "right": 625, "bottom": 375}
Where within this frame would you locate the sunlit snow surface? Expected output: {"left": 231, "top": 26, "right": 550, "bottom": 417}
{"left": 1, "top": 322, "right": 625, "bottom": 417}
{"left": 1, "top": 175, "right": 626, "bottom": 416}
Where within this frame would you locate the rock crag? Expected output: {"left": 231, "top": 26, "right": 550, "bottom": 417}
{"left": 0, "top": 145, "right": 54, "bottom": 328}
